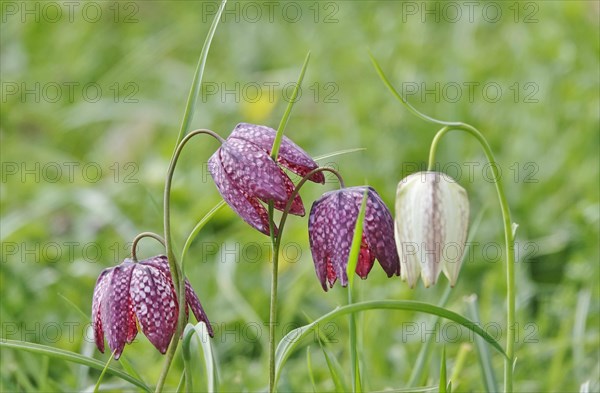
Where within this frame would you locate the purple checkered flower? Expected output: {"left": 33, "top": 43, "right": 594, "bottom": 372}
{"left": 92, "top": 255, "right": 213, "bottom": 359}
{"left": 308, "top": 186, "right": 400, "bottom": 291}
{"left": 208, "top": 123, "right": 325, "bottom": 235}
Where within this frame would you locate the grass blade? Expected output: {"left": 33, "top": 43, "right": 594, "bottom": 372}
{"left": 306, "top": 347, "right": 317, "bottom": 392}
{"left": 318, "top": 339, "right": 348, "bottom": 393}
{"left": 407, "top": 287, "right": 451, "bottom": 387}
{"left": 271, "top": 51, "right": 311, "bottom": 159}
{"left": 182, "top": 322, "right": 218, "bottom": 392}
{"left": 346, "top": 190, "right": 367, "bottom": 288}
{"left": 175, "top": 0, "right": 227, "bottom": 145}
{"left": 0, "top": 340, "right": 151, "bottom": 392}
{"left": 439, "top": 346, "right": 447, "bottom": 393}
{"left": 449, "top": 343, "right": 472, "bottom": 391}
{"left": 346, "top": 190, "right": 367, "bottom": 392}
{"left": 93, "top": 351, "right": 115, "bottom": 393}
{"left": 407, "top": 208, "right": 485, "bottom": 387}
{"left": 464, "top": 295, "right": 498, "bottom": 392}
{"left": 313, "top": 148, "right": 366, "bottom": 162}
{"left": 180, "top": 200, "right": 227, "bottom": 271}
{"left": 274, "top": 300, "right": 507, "bottom": 387}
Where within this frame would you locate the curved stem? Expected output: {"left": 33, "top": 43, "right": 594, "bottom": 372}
{"left": 275, "top": 167, "right": 345, "bottom": 251}
{"left": 427, "top": 123, "right": 516, "bottom": 392}
{"left": 155, "top": 129, "right": 223, "bottom": 393}
{"left": 268, "top": 166, "right": 345, "bottom": 393}
{"left": 130, "top": 232, "right": 166, "bottom": 262}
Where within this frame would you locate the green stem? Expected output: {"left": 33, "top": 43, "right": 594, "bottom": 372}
{"left": 156, "top": 129, "right": 224, "bottom": 393}
{"left": 265, "top": 50, "right": 320, "bottom": 390}
{"left": 427, "top": 123, "right": 516, "bottom": 393}
{"left": 130, "top": 232, "right": 166, "bottom": 262}
{"left": 268, "top": 201, "right": 278, "bottom": 393}
{"left": 268, "top": 167, "right": 344, "bottom": 392}
{"left": 347, "top": 287, "right": 361, "bottom": 392}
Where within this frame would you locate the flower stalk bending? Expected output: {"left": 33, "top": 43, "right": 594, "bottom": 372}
{"left": 427, "top": 123, "right": 516, "bottom": 393}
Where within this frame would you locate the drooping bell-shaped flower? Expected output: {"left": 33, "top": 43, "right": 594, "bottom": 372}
{"left": 208, "top": 123, "right": 325, "bottom": 235}
{"left": 395, "top": 172, "right": 469, "bottom": 288}
{"left": 92, "top": 255, "right": 213, "bottom": 359}
{"left": 308, "top": 186, "right": 400, "bottom": 290}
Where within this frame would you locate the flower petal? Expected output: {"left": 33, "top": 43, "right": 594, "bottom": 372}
{"left": 363, "top": 187, "right": 400, "bottom": 277}
{"left": 219, "top": 138, "right": 288, "bottom": 202}
{"left": 101, "top": 262, "right": 136, "bottom": 359}
{"left": 92, "top": 268, "right": 112, "bottom": 353}
{"left": 130, "top": 264, "right": 178, "bottom": 354}
{"left": 185, "top": 279, "right": 214, "bottom": 337}
{"left": 230, "top": 123, "right": 325, "bottom": 183}
{"left": 438, "top": 176, "right": 469, "bottom": 287}
{"left": 355, "top": 236, "right": 375, "bottom": 279}
{"left": 208, "top": 153, "right": 272, "bottom": 235}
{"left": 270, "top": 173, "right": 305, "bottom": 216}
{"left": 309, "top": 189, "right": 359, "bottom": 289}
{"left": 308, "top": 194, "right": 338, "bottom": 290}
{"left": 395, "top": 172, "right": 468, "bottom": 288}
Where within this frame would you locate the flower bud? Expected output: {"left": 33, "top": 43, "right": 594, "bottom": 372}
{"left": 394, "top": 171, "right": 469, "bottom": 288}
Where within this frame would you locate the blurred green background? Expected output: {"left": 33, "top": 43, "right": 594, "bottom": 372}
{"left": 1, "top": 1, "right": 598, "bottom": 392}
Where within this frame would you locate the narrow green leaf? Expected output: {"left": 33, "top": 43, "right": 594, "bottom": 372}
{"left": 318, "top": 339, "right": 349, "bottom": 393}
{"left": 182, "top": 322, "right": 218, "bottom": 392}
{"left": 439, "top": 346, "right": 447, "bottom": 393}
{"left": 450, "top": 343, "right": 472, "bottom": 391}
{"left": 0, "top": 340, "right": 151, "bottom": 392}
{"left": 313, "top": 148, "right": 366, "bottom": 162}
{"left": 346, "top": 190, "right": 367, "bottom": 392}
{"left": 346, "top": 190, "right": 367, "bottom": 288}
{"left": 407, "top": 287, "right": 450, "bottom": 387}
{"left": 306, "top": 347, "right": 317, "bottom": 393}
{"left": 176, "top": 371, "right": 186, "bottom": 393}
{"left": 271, "top": 51, "right": 311, "bottom": 160}
{"left": 119, "top": 355, "right": 145, "bottom": 390}
{"left": 58, "top": 293, "right": 90, "bottom": 322}
{"left": 94, "top": 350, "right": 115, "bottom": 393}
{"left": 408, "top": 208, "right": 485, "bottom": 387}
{"left": 180, "top": 200, "right": 227, "bottom": 271}
{"left": 38, "top": 355, "right": 49, "bottom": 392}
{"left": 465, "top": 295, "right": 498, "bottom": 393}
{"left": 175, "top": 0, "right": 227, "bottom": 145}
{"left": 274, "top": 300, "right": 507, "bottom": 387}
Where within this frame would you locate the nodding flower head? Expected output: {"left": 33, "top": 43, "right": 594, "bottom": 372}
{"left": 208, "top": 123, "right": 325, "bottom": 236}
{"left": 92, "top": 255, "right": 213, "bottom": 359}
{"left": 308, "top": 186, "right": 400, "bottom": 291}
{"left": 395, "top": 171, "right": 470, "bottom": 288}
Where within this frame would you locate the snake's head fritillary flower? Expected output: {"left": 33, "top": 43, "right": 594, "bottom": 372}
{"left": 92, "top": 255, "right": 213, "bottom": 359}
{"left": 395, "top": 171, "right": 470, "bottom": 288}
{"left": 208, "top": 123, "right": 325, "bottom": 236}
{"left": 308, "top": 186, "right": 400, "bottom": 291}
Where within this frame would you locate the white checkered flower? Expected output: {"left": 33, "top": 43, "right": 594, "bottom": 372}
{"left": 395, "top": 172, "right": 469, "bottom": 288}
